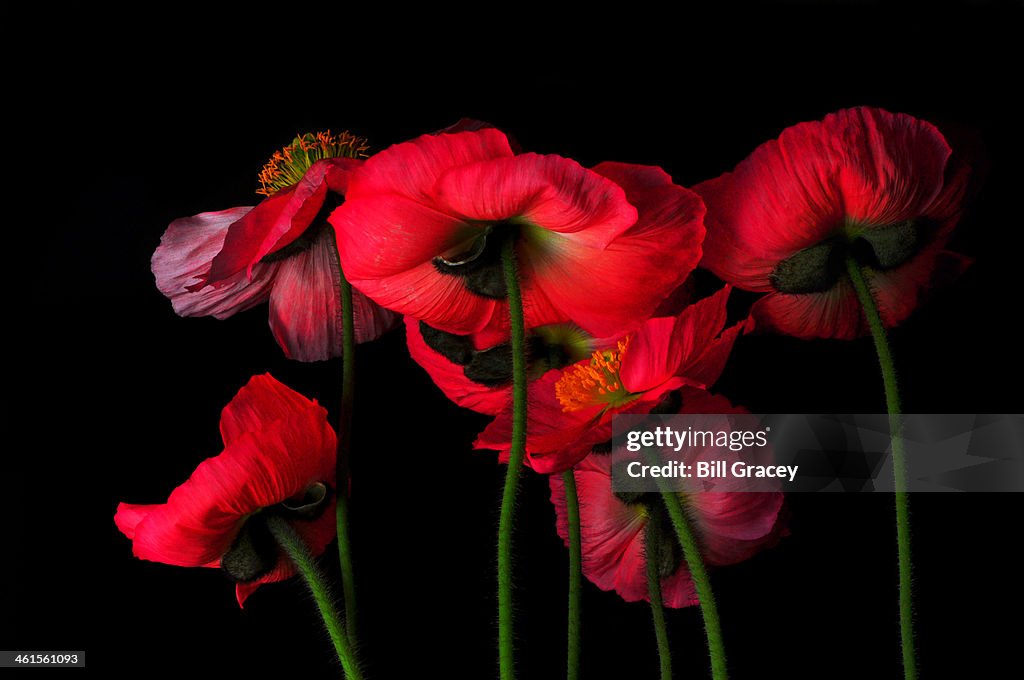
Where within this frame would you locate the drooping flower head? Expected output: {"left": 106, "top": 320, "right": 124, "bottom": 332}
{"left": 114, "top": 374, "right": 337, "bottom": 606}
{"left": 152, "top": 131, "right": 398, "bottom": 361}
{"left": 475, "top": 286, "right": 743, "bottom": 473}
{"left": 696, "top": 107, "right": 970, "bottom": 339}
{"left": 331, "top": 129, "right": 705, "bottom": 338}
{"left": 549, "top": 390, "right": 786, "bottom": 607}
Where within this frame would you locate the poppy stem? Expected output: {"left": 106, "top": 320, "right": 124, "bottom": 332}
{"left": 266, "top": 515, "right": 364, "bottom": 680}
{"left": 336, "top": 262, "right": 359, "bottom": 641}
{"left": 562, "top": 469, "right": 582, "bottom": 680}
{"left": 498, "top": 237, "right": 526, "bottom": 680}
{"left": 649, "top": 450, "right": 728, "bottom": 679}
{"left": 845, "top": 256, "right": 917, "bottom": 680}
{"left": 645, "top": 514, "right": 673, "bottom": 680}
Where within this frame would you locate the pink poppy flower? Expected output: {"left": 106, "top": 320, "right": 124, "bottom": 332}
{"left": 549, "top": 390, "right": 786, "bottom": 607}
{"left": 152, "top": 132, "right": 398, "bottom": 361}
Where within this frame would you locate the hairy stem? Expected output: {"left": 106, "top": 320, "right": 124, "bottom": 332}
{"left": 845, "top": 255, "right": 916, "bottom": 680}
{"left": 563, "top": 470, "right": 582, "bottom": 680}
{"left": 267, "top": 515, "right": 363, "bottom": 679}
{"left": 336, "top": 260, "right": 358, "bottom": 639}
{"left": 498, "top": 237, "right": 527, "bottom": 680}
{"left": 645, "top": 513, "right": 673, "bottom": 680}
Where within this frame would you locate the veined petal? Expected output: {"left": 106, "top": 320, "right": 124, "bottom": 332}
{"left": 347, "top": 128, "right": 515, "bottom": 202}
{"left": 829, "top": 108, "right": 950, "bottom": 226}
{"left": 268, "top": 229, "right": 399, "bottom": 362}
{"left": 219, "top": 373, "right": 329, "bottom": 446}
{"left": 433, "top": 154, "right": 638, "bottom": 247}
{"left": 152, "top": 207, "right": 279, "bottom": 319}
{"left": 619, "top": 286, "right": 736, "bottom": 394}
{"left": 527, "top": 162, "right": 703, "bottom": 337}
{"left": 207, "top": 179, "right": 327, "bottom": 284}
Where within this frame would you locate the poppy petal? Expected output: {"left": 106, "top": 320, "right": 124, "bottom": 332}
{"left": 619, "top": 286, "right": 734, "bottom": 394}
{"left": 218, "top": 373, "right": 326, "bottom": 446}
{"left": 347, "top": 128, "right": 515, "bottom": 202}
{"left": 525, "top": 162, "right": 703, "bottom": 337}
{"left": 830, "top": 108, "right": 950, "bottom": 227}
{"left": 206, "top": 181, "right": 326, "bottom": 284}
{"left": 267, "top": 229, "right": 398, "bottom": 362}
{"left": 433, "top": 154, "right": 637, "bottom": 246}
{"left": 404, "top": 316, "right": 511, "bottom": 415}
{"left": 152, "top": 207, "right": 280, "bottom": 319}
{"left": 550, "top": 458, "right": 652, "bottom": 603}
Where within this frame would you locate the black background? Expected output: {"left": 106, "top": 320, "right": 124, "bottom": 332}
{"left": 8, "top": 5, "right": 1023, "bottom": 678}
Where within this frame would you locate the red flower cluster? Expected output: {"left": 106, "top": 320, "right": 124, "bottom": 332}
{"left": 127, "top": 107, "right": 969, "bottom": 621}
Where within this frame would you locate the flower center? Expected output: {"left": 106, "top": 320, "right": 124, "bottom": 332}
{"left": 555, "top": 338, "right": 635, "bottom": 412}
{"left": 257, "top": 131, "right": 369, "bottom": 196}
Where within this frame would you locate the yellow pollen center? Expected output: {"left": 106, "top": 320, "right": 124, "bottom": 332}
{"left": 257, "top": 130, "right": 369, "bottom": 196}
{"left": 555, "top": 338, "right": 634, "bottom": 412}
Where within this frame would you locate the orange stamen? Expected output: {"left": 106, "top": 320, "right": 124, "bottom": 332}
{"left": 555, "top": 337, "right": 634, "bottom": 412}
{"left": 257, "top": 130, "right": 369, "bottom": 196}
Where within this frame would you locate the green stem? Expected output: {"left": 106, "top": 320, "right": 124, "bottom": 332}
{"left": 267, "top": 515, "right": 364, "bottom": 680}
{"left": 845, "top": 256, "right": 916, "bottom": 680}
{"left": 647, "top": 450, "right": 727, "bottom": 679}
{"left": 336, "top": 261, "right": 359, "bottom": 639}
{"left": 498, "top": 237, "right": 527, "bottom": 680}
{"left": 563, "top": 470, "right": 582, "bottom": 680}
{"left": 645, "top": 514, "right": 673, "bottom": 680}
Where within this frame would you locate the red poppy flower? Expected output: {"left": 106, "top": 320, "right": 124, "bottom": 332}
{"left": 695, "top": 107, "right": 970, "bottom": 339}
{"left": 331, "top": 129, "right": 705, "bottom": 337}
{"left": 152, "top": 132, "right": 398, "bottom": 361}
{"left": 114, "top": 374, "right": 337, "bottom": 606}
{"left": 475, "top": 286, "right": 742, "bottom": 474}
{"left": 549, "top": 389, "right": 785, "bottom": 607}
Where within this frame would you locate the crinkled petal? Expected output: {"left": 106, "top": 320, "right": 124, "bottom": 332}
{"left": 620, "top": 286, "right": 736, "bottom": 393}
{"left": 524, "top": 162, "right": 702, "bottom": 337}
{"left": 829, "top": 108, "right": 950, "bottom": 226}
{"left": 206, "top": 181, "right": 325, "bottom": 284}
{"left": 698, "top": 107, "right": 963, "bottom": 301}
{"left": 207, "top": 158, "right": 360, "bottom": 284}
{"left": 433, "top": 154, "right": 637, "bottom": 247}
{"left": 347, "top": 128, "right": 515, "bottom": 202}
{"left": 551, "top": 458, "right": 652, "bottom": 603}
{"left": 268, "top": 229, "right": 398, "bottom": 362}
{"left": 152, "top": 207, "right": 280, "bottom": 319}
{"left": 218, "top": 373, "right": 327, "bottom": 445}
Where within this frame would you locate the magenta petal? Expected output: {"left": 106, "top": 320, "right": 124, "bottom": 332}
{"left": 152, "top": 207, "right": 280, "bottom": 319}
